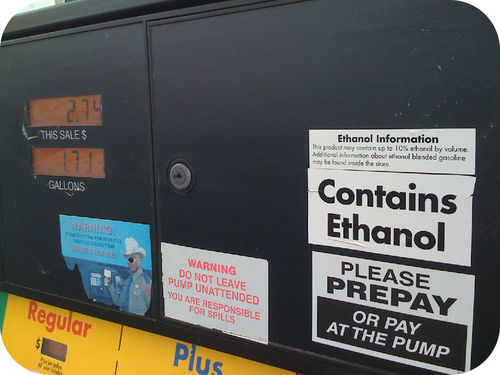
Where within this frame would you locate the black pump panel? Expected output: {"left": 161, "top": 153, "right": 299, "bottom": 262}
{"left": 0, "top": 23, "right": 156, "bottom": 301}
{"left": 1, "top": 1, "right": 498, "bottom": 374}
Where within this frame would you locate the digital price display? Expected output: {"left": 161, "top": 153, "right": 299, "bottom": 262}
{"left": 41, "top": 337, "right": 68, "bottom": 362}
{"left": 29, "top": 95, "right": 102, "bottom": 127}
{"left": 32, "top": 147, "right": 105, "bottom": 179}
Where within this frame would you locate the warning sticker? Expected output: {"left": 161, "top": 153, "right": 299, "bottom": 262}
{"left": 162, "top": 243, "right": 268, "bottom": 343}
{"left": 310, "top": 129, "right": 475, "bottom": 175}
{"left": 312, "top": 252, "right": 474, "bottom": 374}
{"left": 60, "top": 215, "right": 152, "bottom": 316}
{"left": 308, "top": 169, "right": 475, "bottom": 266}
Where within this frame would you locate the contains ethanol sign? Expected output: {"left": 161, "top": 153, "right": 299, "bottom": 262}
{"left": 312, "top": 253, "right": 474, "bottom": 374}
{"left": 308, "top": 129, "right": 476, "bottom": 266}
{"left": 308, "top": 169, "right": 474, "bottom": 266}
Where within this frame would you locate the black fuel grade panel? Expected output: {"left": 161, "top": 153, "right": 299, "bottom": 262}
{"left": 0, "top": 23, "right": 157, "bottom": 316}
{"left": 1, "top": 1, "right": 499, "bottom": 375}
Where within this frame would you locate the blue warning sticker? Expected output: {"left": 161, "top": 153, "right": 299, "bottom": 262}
{"left": 60, "top": 215, "right": 152, "bottom": 315}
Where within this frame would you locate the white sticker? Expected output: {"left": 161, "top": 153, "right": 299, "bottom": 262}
{"left": 162, "top": 243, "right": 268, "bottom": 343}
{"left": 312, "top": 252, "right": 474, "bottom": 374}
{"left": 308, "top": 169, "right": 475, "bottom": 266}
{"left": 310, "top": 129, "right": 475, "bottom": 175}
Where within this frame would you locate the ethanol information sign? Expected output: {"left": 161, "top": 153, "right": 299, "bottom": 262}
{"left": 308, "top": 128, "right": 477, "bottom": 373}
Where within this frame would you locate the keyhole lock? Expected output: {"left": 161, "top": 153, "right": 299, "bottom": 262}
{"left": 168, "top": 160, "right": 194, "bottom": 192}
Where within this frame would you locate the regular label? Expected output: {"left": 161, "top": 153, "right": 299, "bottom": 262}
{"left": 312, "top": 253, "right": 474, "bottom": 374}
{"left": 308, "top": 169, "right": 475, "bottom": 266}
{"left": 162, "top": 243, "right": 269, "bottom": 343}
{"left": 310, "top": 129, "right": 475, "bottom": 175}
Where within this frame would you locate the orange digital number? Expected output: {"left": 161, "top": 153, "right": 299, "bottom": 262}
{"left": 32, "top": 148, "right": 105, "bottom": 179}
{"left": 29, "top": 95, "right": 102, "bottom": 127}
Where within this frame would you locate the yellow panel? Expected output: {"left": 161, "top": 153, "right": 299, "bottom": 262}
{"left": 2, "top": 295, "right": 121, "bottom": 374}
{"left": 117, "top": 326, "right": 294, "bottom": 375}
{"left": 2, "top": 295, "right": 295, "bottom": 375}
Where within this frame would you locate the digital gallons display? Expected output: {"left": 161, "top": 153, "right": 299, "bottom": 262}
{"left": 28, "top": 94, "right": 105, "bottom": 179}
{"left": 32, "top": 147, "right": 105, "bottom": 179}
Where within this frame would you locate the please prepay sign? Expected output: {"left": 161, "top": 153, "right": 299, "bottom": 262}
{"left": 312, "top": 253, "right": 474, "bottom": 374}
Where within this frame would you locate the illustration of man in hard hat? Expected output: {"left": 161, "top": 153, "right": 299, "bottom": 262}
{"left": 106, "top": 237, "right": 152, "bottom": 315}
